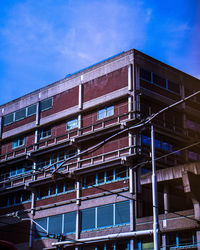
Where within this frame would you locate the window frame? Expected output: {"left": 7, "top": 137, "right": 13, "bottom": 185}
{"left": 12, "top": 136, "right": 25, "bottom": 149}
{"left": 97, "top": 106, "right": 114, "bottom": 120}
{"left": 38, "top": 127, "right": 51, "bottom": 140}
{"left": 66, "top": 117, "right": 78, "bottom": 130}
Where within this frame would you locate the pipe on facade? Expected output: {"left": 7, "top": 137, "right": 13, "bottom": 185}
{"left": 52, "top": 229, "right": 153, "bottom": 247}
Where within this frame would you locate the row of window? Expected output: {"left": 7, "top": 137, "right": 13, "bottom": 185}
{"left": 37, "top": 166, "right": 128, "bottom": 200}
{"left": 141, "top": 135, "right": 173, "bottom": 153}
{"left": 35, "top": 200, "right": 130, "bottom": 238}
{"left": 140, "top": 68, "right": 180, "bottom": 95}
{"left": 0, "top": 162, "right": 32, "bottom": 181}
{"left": 11, "top": 105, "right": 114, "bottom": 149}
{"left": 37, "top": 179, "right": 75, "bottom": 199}
{"left": 0, "top": 190, "right": 31, "bottom": 208}
{"left": 82, "top": 166, "right": 129, "bottom": 188}
{"left": 3, "top": 97, "right": 53, "bottom": 126}
{"left": 36, "top": 149, "right": 76, "bottom": 170}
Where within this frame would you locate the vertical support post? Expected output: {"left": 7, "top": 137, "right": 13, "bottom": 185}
{"left": 164, "top": 184, "right": 169, "bottom": 214}
{"left": 29, "top": 190, "right": 35, "bottom": 249}
{"left": 151, "top": 124, "right": 160, "bottom": 250}
{"left": 79, "top": 84, "right": 83, "bottom": 110}
{"left": 0, "top": 116, "right": 2, "bottom": 139}
{"left": 196, "top": 231, "right": 200, "bottom": 250}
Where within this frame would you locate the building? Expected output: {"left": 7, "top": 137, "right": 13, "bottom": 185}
{"left": 0, "top": 49, "right": 200, "bottom": 250}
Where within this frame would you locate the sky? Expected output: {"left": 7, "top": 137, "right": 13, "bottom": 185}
{"left": 0, "top": 0, "right": 199, "bottom": 105}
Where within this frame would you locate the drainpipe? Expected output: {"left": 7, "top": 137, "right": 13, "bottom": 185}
{"left": 151, "top": 124, "right": 160, "bottom": 250}
{"left": 52, "top": 229, "right": 153, "bottom": 247}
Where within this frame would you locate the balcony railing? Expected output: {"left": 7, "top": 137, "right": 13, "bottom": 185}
{"left": 0, "top": 111, "right": 132, "bottom": 163}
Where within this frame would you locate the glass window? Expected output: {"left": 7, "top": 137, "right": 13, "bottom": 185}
{"left": 140, "top": 68, "right": 152, "bottom": 82}
{"left": 97, "top": 171, "right": 105, "bottom": 184}
{"left": 106, "top": 169, "right": 114, "bottom": 182}
{"left": 115, "top": 201, "right": 130, "bottom": 225}
{"left": 66, "top": 118, "right": 78, "bottom": 130}
{"left": 27, "top": 104, "right": 37, "bottom": 116}
{"left": 38, "top": 127, "right": 51, "bottom": 140}
{"left": 97, "top": 204, "right": 113, "bottom": 228}
{"left": 153, "top": 73, "right": 166, "bottom": 88}
{"left": 40, "top": 97, "right": 53, "bottom": 112}
{"left": 49, "top": 214, "right": 62, "bottom": 235}
{"left": 12, "top": 136, "right": 25, "bottom": 149}
{"left": 81, "top": 207, "right": 95, "bottom": 230}
{"left": 37, "top": 158, "right": 50, "bottom": 169}
{"left": 15, "top": 108, "right": 26, "bottom": 121}
{"left": 97, "top": 106, "right": 114, "bottom": 120}
{"left": 34, "top": 218, "right": 48, "bottom": 239}
{"left": 3, "top": 113, "right": 14, "bottom": 126}
{"left": 84, "top": 174, "right": 96, "bottom": 187}
{"left": 168, "top": 81, "right": 180, "bottom": 94}
{"left": 115, "top": 167, "right": 127, "bottom": 179}
{"left": 63, "top": 211, "right": 76, "bottom": 233}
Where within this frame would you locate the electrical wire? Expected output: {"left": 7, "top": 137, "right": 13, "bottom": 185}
{"left": 46, "top": 89, "right": 200, "bottom": 176}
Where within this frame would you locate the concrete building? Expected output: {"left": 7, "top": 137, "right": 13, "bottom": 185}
{"left": 0, "top": 49, "right": 200, "bottom": 250}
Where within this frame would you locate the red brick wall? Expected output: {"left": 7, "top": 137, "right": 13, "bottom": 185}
{"left": 41, "top": 86, "right": 78, "bottom": 118}
{"left": 2, "top": 115, "right": 36, "bottom": 133}
{"left": 83, "top": 67, "right": 128, "bottom": 102}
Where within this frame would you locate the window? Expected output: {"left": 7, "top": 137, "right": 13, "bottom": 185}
{"left": 49, "top": 214, "right": 62, "bottom": 235}
{"left": 81, "top": 207, "right": 96, "bottom": 231}
{"left": 12, "top": 136, "right": 25, "bottom": 149}
{"left": 81, "top": 201, "right": 130, "bottom": 231}
{"left": 3, "top": 103, "right": 37, "bottom": 126}
{"left": 27, "top": 104, "right": 37, "bottom": 116}
{"left": 35, "top": 218, "right": 48, "bottom": 239}
{"left": 38, "top": 127, "right": 51, "bottom": 140}
{"left": 15, "top": 108, "right": 26, "bottom": 121}
{"left": 153, "top": 73, "right": 166, "bottom": 88}
{"left": 3, "top": 113, "right": 14, "bottom": 126}
{"left": 168, "top": 80, "right": 180, "bottom": 94}
{"left": 66, "top": 118, "right": 78, "bottom": 130}
{"left": 140, "top": 68, "right": 152, "bottom": 82}
{"left": 40, "top": 97, "right": 53, "bottom": 112}
{"left": 63, "top": 211, "right": 76, "bottom": 233}
{"left": 97, "top": 106, "right": 114, "bottom": 120}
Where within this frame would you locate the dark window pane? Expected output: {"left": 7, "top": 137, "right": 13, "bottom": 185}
{"left": 140, "top": 68, "right": 151, "bottom": 82}
{"left": 3, "top": 113, "right": 14, "bottom": 126}
{"left": 49, "top": 214, "right": 62, "bottom": 235}
{"left": 168, "top": 81, "right": 180, "bottom": 94}
{"left": 97, "top": 204, "right": 113, "bottom": 228}
{"left": 81, "top": 207, "right": 95, "bottom": 230}
{"left": 106, "top": 169, "right": 114, "bottom": 182}
{"left": 85, "top": 174, "right": 96, "bottom": 187}
{"left": 115, "top": 201, "right": 130, "bottom": 225}
{"left": 40, "top": 98, "right": 53, "bottom": 111}
{"left": 116, "top": 167, "right": 126, "bottom": 179}
{"left": 97, "top": 172, "right": 105, "bottom": 184}
{"left": 35, "top": 218, "right": 47, "bottom": 239}
{"left": 15, "top": 108, "right": 26, "bottom": 121}
{"left": 63, "top": 211, "right": 76, "bottom": 233}
{"left": 27, "top": 104, "right": 37, "bottom": 116}
{"left": 153, "top": 73, "right": 166, "bottom": 88}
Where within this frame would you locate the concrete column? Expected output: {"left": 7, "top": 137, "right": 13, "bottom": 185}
{"left": 196, "top": 231, "right": 200, "bottom": 250}
{"left": 129, "top": 239, "right": 135, "bottom": 250}
{"left": 35, "top": 102, "right": 40, "bottom": 125}
{"left": 78, "top": 84, "right": 83, "bottom": 110}
{"left": 164, "top": 185, "right": 169, "bottom": 214}
{"left": 162, "top": 234, "right": 167, "bottom": 250}
{"left": 76, "top": 208, "right": 80, "bottom": 240}
{"left": 0, "top": 116, "right": 2, "bottom": 139}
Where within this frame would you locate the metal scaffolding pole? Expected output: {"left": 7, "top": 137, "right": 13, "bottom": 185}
{"left": 151, "top": 124, "right": 160, "bottom": 250}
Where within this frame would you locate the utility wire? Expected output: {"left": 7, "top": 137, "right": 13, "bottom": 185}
{"left": 47, "top": 90, "right": 200, "bottom": 176}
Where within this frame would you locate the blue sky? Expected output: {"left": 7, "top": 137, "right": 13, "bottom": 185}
{"left": 0, "top": 0, "right": 199, "bottom": 105}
